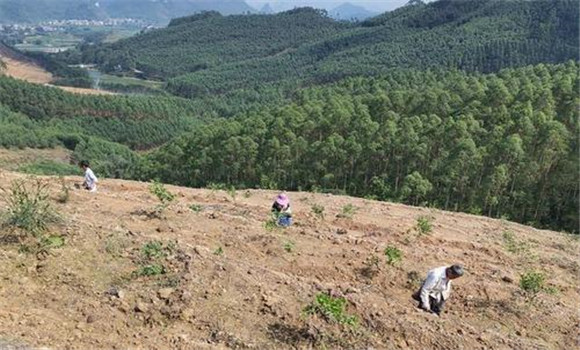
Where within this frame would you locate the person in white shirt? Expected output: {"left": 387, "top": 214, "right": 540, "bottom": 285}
{"left": 79, "top": 160, "right": 98, "bottom": 192}
{"left": 416, "top": 264, "right": 464, "bottom": 315}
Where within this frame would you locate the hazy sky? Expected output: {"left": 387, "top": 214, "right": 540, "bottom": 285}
{"left": 245, "top": 0, "right": 410, "bottom": 12}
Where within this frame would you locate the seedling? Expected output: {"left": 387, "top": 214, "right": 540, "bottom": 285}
{"left": 214, "top": 246, "right": 224, "bottom": 256}
{"left": 337, "top": 204, "right": 358, "bottom": 219}
{"left": 264, "top": 218, "right": 279, "bottom": 231}
{"left": 502, "top": 231, "right": 529, "bottom": 254}
{"left": 304, "top": 293, "right": 358, "bottom": 326}
{"left": 283, "top": 241, "right": 295, "bottom": 253}
{"left": 136, "top": 264, "right": 165, "bottom": 277}
{"left": 416, "top": 216, "right": 433, "bottom": 235}
{"left": 41, "top": 235, "right": 65, "bottom": 249}
{"left": 149, "top": 180, "right": 175, "bottom": 204}
{"left": 142, "top": 240, "right": 166, "bottom": 259}
{"left": 519, "top": 271, "right": 545, "bottom": 297}
{"left": 189, "top": 204, "right": 203, "bottom": 213}
{"left": 311, "top": 204, "right": 325, "bottom": 219}
{"left": 384, "top": 246, "right": 403, "bottom": 266}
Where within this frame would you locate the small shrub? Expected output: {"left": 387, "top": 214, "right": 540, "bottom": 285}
{"left": 136, "top": 264, "right": 165, "bottom": 277}
{"left": 337, "top": 204, "right": 358, "bottom": 219}
{"left": 189, "top": 204, "right": 203, "bottom": 213}
{"left": 519, "top": 271, "right": 545, "bottom": 296}
{"left": 142, "top": 240, "right": 166, "bottom": 259}
{"left": 213, "top": 246, "right": 224, "bottom": 256}
{"left": 40, "top": 235, "right": 65, "bottom": 249}
{"left": 304, "top": 293, "right": 358, "bottom": 326}
{"left": 1, "top": 179, "right": 60, "bottom": 236}
{"left": 149, "top": 180, "right": 175, "bottom": 204}
{"left": 264, "top": 218, "right": 279, "bottom": 231}
{"left": 416, "top": 216, "right": 433, "bottom": 235}
{"left": 227, "top": 185, "right": 237, "bottom": 202}
{"left": 56, "top": 177, "right": 70, "bottom": 204}
{"left": 311, "top": 204, "right": 325, "bottom": 219}
{"left": 384, "top": 246, "right": 403, "bottom": 266}
{"left": 207, "top": 182, "right": 226, "bottom": 195}
{"left": 283, "top": 241, "right": 295, "bottom": 253}
{"left": 502, "top": 231, "right": 528, "bottom": 253}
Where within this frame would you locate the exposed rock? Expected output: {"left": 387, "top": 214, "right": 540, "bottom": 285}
{"left": 158, "top": 288, "right": 174, "bottom": 300}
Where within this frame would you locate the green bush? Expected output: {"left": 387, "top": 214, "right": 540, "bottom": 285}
{"left": 141, "top": 240, "right": 166, "bottom": 259}
{"left": 304, "top": 293, "right": 358, "bottom": 326}
{"left": 337, "top": 203, "right": 358, "bottom": 219}
{"left": 136, "top": 264, "right": 165, "bottom": 277}
{"left": 416, "top": 216, "right": 433, "bottom": 235}
{"left": 519, "top": 271, "right": 545, "bottom": 295}
{"left": 149, "top": 180, "right": 175, "bottom": 204}
{"left": 1, "top": 179, "right": 60, "bottom": 236}
{"left": 384, "top": 246, "right": 403, "bottom": 266}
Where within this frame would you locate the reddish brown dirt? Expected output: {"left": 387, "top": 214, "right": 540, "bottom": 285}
{"left": 0, "top": 171, "right": 577, "bottom": 350}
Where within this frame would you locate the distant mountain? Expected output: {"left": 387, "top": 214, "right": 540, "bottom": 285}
{"left": 260, "top": 3, "right": 275, "bottom": 14}
{"left": 0, "top": 0, "right": 105, "bottom": 23}
{"left": 329, "top": 2, "right": 377, "bottom": 21}
{"left": 0, "top": 0, "right": 255, "bottom": 24}
{"left": 59, "top": 0, "right": 578, "bottom": 98}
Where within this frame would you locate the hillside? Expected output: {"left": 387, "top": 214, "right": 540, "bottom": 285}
{"left": 0, "top": 171, "right": 577, "bottom": 349}
{"left": 70, "top": 8, "right": 347, "bottom": 79}
{"left": 60, "top": 0, "right": 579, "bottom": 97}
{"left": 0, "top": 0, "right": 254, "bottom": 24}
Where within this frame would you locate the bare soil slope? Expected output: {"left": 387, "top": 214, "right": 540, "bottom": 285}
{"left": 0, "top": 171, "right": 577, "bottom": 350}
{"left": 0, "top": 44, "right": 114, "bottom": 95}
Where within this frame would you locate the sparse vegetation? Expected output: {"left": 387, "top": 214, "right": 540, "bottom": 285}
{"left": 384, "top": 246, "right": 403, "bottom": 266}
{"left": 227, "top": 185, "right": 237, "bottom": 202}
{"left": 519, "top": 271, "right": 546, "bottom": 296}
{"left": 40, "top": 235, "right": 65, "bottom": 249}
{"left": 264, "top": 218, "right": 279, "bottom": 231}
{"left": 311, "top": 204, "right": 325, "bottom": 219}
{"left": 416, "top": 216, "right": 433, "bottom": 235}
{"left": 149, "top": 180, "right": 175, "bottom": 204}
{"left": 283, "top": 241, "right": 295, "bottom": 253}
{"left": 142, "top": 240, "right": 167, "bottom": 259}
{"left": 502, "top": 231, "right": 529, "bottom": 254}
{"left": 133, "top": 240, "right": 175, "bottom": 278}
{"left": 189, "top": 204, "right": 203, "bottom": 213}
{"left": 56, "top": 176, "right": 70, "bottom": 204}
{"left": 213, "top": 246, "right": 224, "bottom": 256}
{"left": 337, "top": 204, "right": 358, "bottom": 219}
{"left": 304, "top": 293, "right": 358, "bottom": 326}
{"left": 0, "top": 178, "right": 59, "bottom": 237}
{"left": 136, "top": 264, "right": 166, "bottom": 277}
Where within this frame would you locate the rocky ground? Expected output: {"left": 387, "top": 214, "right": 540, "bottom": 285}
{"left": 0, "top": 170, "right": 577, "bottom": 349}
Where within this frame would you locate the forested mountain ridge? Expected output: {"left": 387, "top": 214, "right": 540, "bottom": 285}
{"left": 60, "top": 0, "right": 579, "bottom": 98}
{"left": 63, "top": 8, "right": 348, "bottom": 79}
{"left": 0, "top": 0, "right": 254, "bottom": 24}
